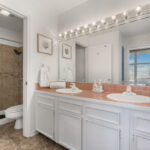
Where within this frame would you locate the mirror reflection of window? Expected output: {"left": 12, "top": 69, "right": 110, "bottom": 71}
{"left": 129, "top": 49, "right": 150, "bottom": 84}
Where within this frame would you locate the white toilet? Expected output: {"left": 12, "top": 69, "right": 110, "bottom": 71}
{"left": 5, "top": 105, "right": 23, "bottom": 129}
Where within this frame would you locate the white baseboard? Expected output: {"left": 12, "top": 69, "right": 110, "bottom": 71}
{"left": 30, "top": 130, "right": 38, "bottom": 137}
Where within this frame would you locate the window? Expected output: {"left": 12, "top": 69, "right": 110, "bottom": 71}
{"left": 129, "top": 49, "right": 150, "bottom": 84}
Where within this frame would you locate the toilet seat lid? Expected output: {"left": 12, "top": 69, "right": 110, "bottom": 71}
{"left": 6, "top": 105, "right": 23, "bottom": 113}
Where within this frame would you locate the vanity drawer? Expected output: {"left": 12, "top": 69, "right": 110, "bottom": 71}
{"left": 132, "top": 112, "right": 150, "bottom": 135}
{"left": 59, "top": 98, "right": 82, "bottom": 115}
{"left": 85, "top": 105, "right": 121, "bottom": 125}
{"left": 36, "top": 94, "right": 55, "bottom": 107}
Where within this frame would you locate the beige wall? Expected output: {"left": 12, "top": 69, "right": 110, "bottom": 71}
{"left": 0, "top": 44, "right": 23, "bottom": 110}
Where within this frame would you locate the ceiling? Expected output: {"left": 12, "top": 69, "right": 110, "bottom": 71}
{"left": 0, "top": 0, "right": 88, "bottom": 32}
{"left": 53, "top": 0, "right": 88, "bottom": 15}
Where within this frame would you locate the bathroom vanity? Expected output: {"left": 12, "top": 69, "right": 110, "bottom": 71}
{"left": 35, "top": 86, "right": 150, "bottom": 150}
{"left": 35, "top": 3, "right": 150, "bottom": 150}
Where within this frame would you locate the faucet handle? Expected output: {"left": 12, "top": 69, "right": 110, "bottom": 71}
{"left": 126, "top": 86, "right": 132, "bottom": 92}
{"left": 70, "top": 83, "right": 76, "bottom": 90}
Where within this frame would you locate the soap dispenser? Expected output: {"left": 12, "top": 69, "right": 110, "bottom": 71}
{"left": 98, "top": 79, "right": 103, "bottom": 93}
{"left": 92, "top": 80, "right": 97, "bottom": 92}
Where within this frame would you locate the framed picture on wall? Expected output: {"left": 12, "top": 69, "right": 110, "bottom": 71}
{"left": 62, "top": 43, "right": 72, "bottom": 59}
{"left": 37, "top": 33, "right": 53, "bottom": 55}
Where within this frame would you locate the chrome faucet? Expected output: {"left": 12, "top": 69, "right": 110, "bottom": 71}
{"left": 123, "top": 85, "right": 136, "bottom": 96}
{"left": 70, "top": 83, "right": 77, "bottom": 91}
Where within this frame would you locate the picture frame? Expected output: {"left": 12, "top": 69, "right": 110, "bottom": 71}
{"left": 62, "top": 43, "right": 72, "bottom": 59}
{"left": 37, "top": 33, "right": 53, "bottom": 55}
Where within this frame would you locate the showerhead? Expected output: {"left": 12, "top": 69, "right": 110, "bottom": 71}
{"left": 14, "top": 49, "right": 22, "bottom": 55}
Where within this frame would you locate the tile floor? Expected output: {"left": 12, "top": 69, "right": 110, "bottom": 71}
{"left": 0, "top": 122, "right": 67, "bottom": 150}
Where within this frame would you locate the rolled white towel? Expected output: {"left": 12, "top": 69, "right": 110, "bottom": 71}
{"left": 50, "top": 82, "right": 66, "bottom": 89}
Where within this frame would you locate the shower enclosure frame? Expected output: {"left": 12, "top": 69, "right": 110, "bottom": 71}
{"left": 0, "top": 4, "right": 30, "bottom": 137}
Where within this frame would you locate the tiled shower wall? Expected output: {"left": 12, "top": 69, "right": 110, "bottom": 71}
{"left": 0, "top": 44, "right": 23, "bottom": 110}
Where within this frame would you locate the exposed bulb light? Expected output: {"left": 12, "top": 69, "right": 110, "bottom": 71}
{"left": 101, "top": 19, "right": 105, "bottom": 24}
{"left": 70, "top": 29, "right": 74, "bottom": 33}
{"left": 123, "top": 11, "right": 127, "bottom": 16}
{"left": 89, "top": 28, "right": 92, "bottom": 32}
{"left": 136, "top": 6, "right": 141, "bottom": 12}
{"left": 82, "top": 30, "right": 85, "bottom": 33}
{"left": 92, "top": 21, "right": 96, "bottom": 26}
{"left": 64, "top": 32, "right": 67, "bottom": 35}
{"left": 84, "top": 24, "right": 88, "bottom": 29}
{"left": 123, "top": 11, "right": 128, "bottom": 19}
{"left": 59, "top": 34, "right": 62, "bottom": 37}
{"left": 97, "top": 24, "right": 101, "bottom": 29}
{"left": 75, "top": 32, "right": 78, "bottom": 36}
{"left": 111, "top": 15, "right": 116, "bottom": 20}
{"left": 77, "top": 27, "right": 80, "bottom": 31}
{"left": 58, "top": 4, "right": 146, "bottom": 40}
{"left": 0, "top": 10, "right": 10, "bottom": 16}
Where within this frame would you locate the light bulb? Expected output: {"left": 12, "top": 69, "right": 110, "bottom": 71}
{"left": 77, "top": 27, "right": 80, "bottom": 31}
{"left": 136, "top": 6, "right": 141, "bottom": 12}
{"left": 70, "top": 29, "right": 74, "bottom": 33}
{"left": 89, "top": 28, "right": 92, "bottom": 32}
{"left": 64, "top": 32, "right": 67, "bottom": 35}
{"left": 59, "top": 34, "right": 62, "bottom": 37}
{"left": 123, "top": 11, "right": 127, "bottom": 16}
{"left": 97, "top": 24, "right": 101, "bottom": 29}
{"left": 92, "top": 22, "right": 96, "bottom": 26}
{"left": 101, "top": 19, "right": 105, "bottom": 24}
{"left": 112, "top": 15, "right": 116, "bottom": 20}
{"left": 0, "top": 10, "right": 10, "bottom": 16}
{"left": 84, "top": 24, "right": 88, "bottom": 28}
{"left": 82, "top": 30, "right": 85, "bottom": 33}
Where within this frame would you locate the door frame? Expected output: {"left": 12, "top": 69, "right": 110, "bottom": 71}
{"left": 75, "top": 42, "right": 88, "bottom": 82}
{"left": 0, "top": 3, "right": 30, "bottom": 137}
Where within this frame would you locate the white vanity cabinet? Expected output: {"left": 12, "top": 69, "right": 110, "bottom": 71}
{"left": 35, "top": 93, "right": 55, "bottom": 140}
{"left": 83, "top": 104, "right": 122, "bottom": 150}
{"left": 130, "top": 111, "right": 150, "bottom": 150}
{"left": 57, "top": 98, "right": 82, "bottom": 150}
{"left": 35, "top": 91, "right": 150, "bottom": 150}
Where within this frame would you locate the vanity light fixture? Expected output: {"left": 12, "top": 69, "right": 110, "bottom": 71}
{"left": 97, "top": 24, "right": 101, "bottom": 29}
{"left": 59, "top": 34, "right": 62, "bottom": 37}
{"left": 84, "top": 24, "right": 88, "bottom": 29}
{"left": 64, "top": 31, "right": 67, "bottom": 35}
{"left": 70, "top": 29, "right": 74, "bottom": 33}
{"left": 111, "top": 15, "right": 116, "bottom": 20}
{"left": 101, "top": 19, "right": 106, "bottom": 24}
{"left": 123, "top": 11, "right": 128, "bottom": 19}
{"left": 58, "top": 3, "right": 150, "bottom": 40}
{"left": 77, "top": 27, "right": 80, "bottom": 31}
{"left": 75, "top": 32, "right": 78, "bottom": 36}
{"left": 136, "top": 6, "right": 141, "bottom": 12}
{"left": 123, "top": 11, "right": 127, "bottom": 16}
{"left": 0, "top": 9, "right": 10, "bottom": 16}
{"left": 89, "top": 28, "right": 92, "bottom": 32}
{"left": 82, "top": 30, "right": 85, "bottom": 33}
{"left": 92, "top": 21, "right": 96, "bottom": 26}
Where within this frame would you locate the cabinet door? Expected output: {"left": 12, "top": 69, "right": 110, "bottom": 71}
{"left": 130, "top": 111, "right": 150, "bottom": 150}
{"left": 84, "top": 120, "right": 120, "bottom": 150}
{"left": 36, "top": 101, "right": 54, "bottom": 139}
{"left": 133, "top": 135, "right": 150, "bottom": 150}
{"left": 58, "top": 111, "right": 82, "bottom": 150}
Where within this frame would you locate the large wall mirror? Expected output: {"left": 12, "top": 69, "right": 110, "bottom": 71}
{"left": 58, "top": 17, "right": 150, "bottom": 86}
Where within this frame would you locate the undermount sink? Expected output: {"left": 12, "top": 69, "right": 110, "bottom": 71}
{"left": 107, "top": 93, "right": 150, "bottom": 103}
{"left": 56, "top": 88, "right": 82, "bottom": 94}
